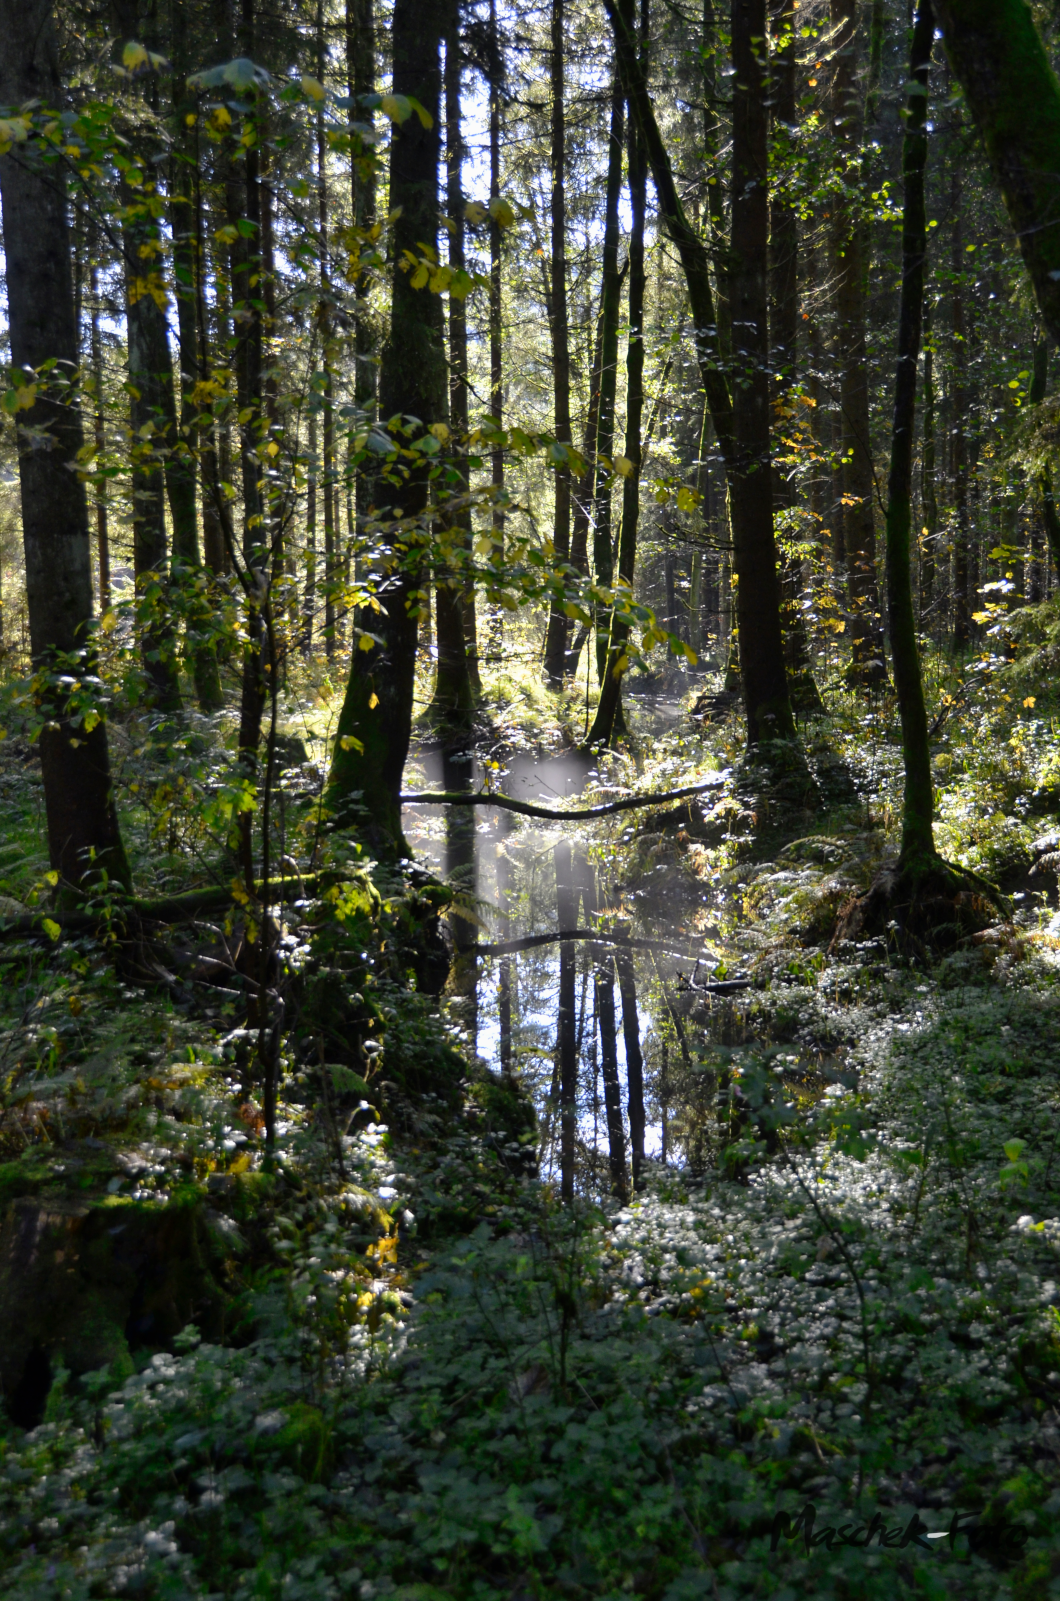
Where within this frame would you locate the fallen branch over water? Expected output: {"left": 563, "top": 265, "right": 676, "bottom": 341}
{"left": 400, "top": 776, "right": 726, "bottom": 822}
{"left": 470, "top": 925, "right": 751, "bottom": 983}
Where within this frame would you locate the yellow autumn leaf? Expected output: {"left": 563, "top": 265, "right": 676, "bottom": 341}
{"left": 380, "top": 92, "right": 412, "bottom": 124}
{"left": 464, "top": 200, "right": 488, "bottom": 226}
{"left": 0, "top": 117, "right": 30, "bottom": 148}
{"left": 410, "top": 264, "right": 429, "bottom": 289}
{"left": 300, "top": 74, "right": 326, "bottom": 101}
{"left": 42, "top": 918, "right": 61, "bottom": 941}
{"left": 676, "top": 486, "right": 700, "bottom": 512}
{"left": 1023, "top": 696, "right": 1036, "bottom": 708}
{"left": 100, "top": 609, "right": 118, "bottom": 633}
{"left": 614, "top": 456, "right": 634, "bottom": 478}
{"left": 429, "top": 422, "right": 450, "bottom": 445}
{"left": 357, "top": 632, "right": 376, "bottom": 652}
{"left": 489, "top": 197, "right": 516, "bottom": 228}
{"left": 340, "top": 734, "right": 364, "bottom": 752}
{"left": 122, "top": 40, "right": 149, "bottom": 72}
{"left": 228, "top": 1151, "right": 252, "bottom": 1174}
{"left": 44, "top": 870, "right": 59, "bottom": 887}
{"left": 368, "top": 692, "right": 380, "bottom": 710}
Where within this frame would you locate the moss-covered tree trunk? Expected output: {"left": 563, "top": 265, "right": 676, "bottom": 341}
{"left": 327, "top": 0, "right": 446, "bottom": 852}
{"left": 0, "top": 0, "right": 130, "bottom": 894}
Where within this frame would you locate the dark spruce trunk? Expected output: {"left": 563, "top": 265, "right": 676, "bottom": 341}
{"left": 769, "top": 0, "right": 822, "bottom": 714}
{"left": 949, "top": 166, "right": 970, "bottom": 653}
{"left": 604, "top": 0, "right": 793, "bottom": 746}
{"left": 430, "top": 8, "right": 476, "bottom": 728}
{"left": 0, "top": 0, "right": 130, "bottom": 893}
{"left": 830, "top": 0, "right": 887, "bottom": 690}
{"left": 614, "top": 947, "right": 645, "bottom": 1187}
{"left": 728, "top": 0, "right": 795, "bottom": 742}
{"left": 591, "top": 61, "right": 626, "bottom": 681}
{"left": 587, "top": 8, "right": 646, "bottom": 748}
{"left": 542, "top": 0, "right": 574, "bottom": 687}
{"left": 885, "top": 2, "right": 936, "bottom": 868}
{"left": 554, "top": 842, "right": 578, "bottom": 1202}
{"left": 595, "top": 957, "right": 628, "bottom": 1199}
{"left": 327, "top": 0, "right": 446, "bottom": 852}
{"left": 486, "top": 0, "right": 505, "bottom": 659}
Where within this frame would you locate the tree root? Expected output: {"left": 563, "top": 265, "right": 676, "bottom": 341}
{"left": 831, "top": 855, "right": 1011, "bottom": 960}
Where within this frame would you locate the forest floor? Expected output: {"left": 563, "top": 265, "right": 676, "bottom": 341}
{"left": 0, "top": 615, "right": 1057, "bottom": 1601}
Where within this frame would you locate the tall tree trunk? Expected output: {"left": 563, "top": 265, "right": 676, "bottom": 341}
{"left": 884, "top": 2, "right": 937, "bottom": 868}
{"left": 303, "top": 409, "right": 318, "bottom": 651}
{"left": 554, "top": 842, "right": 578, "bottom": 1202}
{"left": 592, "top": 63, "right": 626, "bottom": 682}
{"left": 614, "top": 947, "right": 644, "bottom": 1187}
{"left": 728, "top": 0, "right": 794, "bottom": 739}
{"left": 700, "top": 0, "right": 730, "bottom": 361}
{"left": 327, "top": 0, "right": 446, "bottom": 851}
{"left": 486, "top": 0, "right": 505, "bottom": 661}
{"left": 919, "top": 296, "right": 939, "bottom": 624}
{"left": 168, "top": 30, "right": 223, "bottom": 711}
{"left": 595, "top": 957, "right": 628, "bottom": 1199}
{"left": 769, "top": 0, "right": 822, "bottom": 714}
{"left": 346, "top": 0, "right": 377, "bottom": 461}
{"left": 88, "top": 232, "right": 111, "bottom": 612}
{"left": 121, "top": 183, "right": 184, "bottom": 713}
{"left": 317, "top": 1, "right": 337, "bottom": 661}
{"left": 1029, "top": 333, "right": 1060, "bottom": 572}
{"left": 586, "top": 0, "right": 646, "bottom": 747}
{"left": 542, "top": 0, "right": 573, "bottom": 686}
{"left": 604, "top": 0, "right": 793, "bottom": 745}
{"left": 932, "top": 0, "right": 1059, "bottom": 346}
{"left": 430, "top": 7, "right": 476, "bottom": 727}
{"left": 949, "top": 166, "right": 971, "bottom": 653}
{"left": 0, "top": 0, "right": 130, "bottom": 893}
{"left": 830, "top": 0, "right": 887, "bottom": 689}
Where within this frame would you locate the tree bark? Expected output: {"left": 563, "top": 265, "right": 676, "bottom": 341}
{"left": 587, "top": 12, "right": 646, "bottom": 747}
{"left": 168, "top": 30, "right": 223, "bottom": 711}
{"left": 595, "top": 957, "right": 628, "bottom": 1199}
{"left": 88, "top": 231, "right": 112, "bottom": 613}
{"left": 0, "top": 0, "right": 130, "bottom": 893}
{"left": 885, "top": 1, "right": 937, "bottom": 868}
{"left": 932, "top": 0, "right": 1059, "bottom": 346}
{"left": 486, "top": 0, "right": 505, "bottom": 660}
{"left": 614, "top": 947, "right": 644, "bottom": 1187}
{"left": 591, "top": 62, "right": 626, "bottom": 681}
{"left": 346, "top": 0, "right": 377, "bottom": 452}
{"left": 769, "top": 0, "right": 822, "bottom": 714}
{"left": 429, "top": 7, "right": 476, "bottom": 727}
{"left": 728, "top": 0, "right": 795, "bottom": 740}
{"left": 327, "top": 0, "right": 446, "bottom": 851}
{"left": 554, "top": 842, "right": 578, "bottom": 1202}
{"left": 949, "top": 165, "right": 971, "bottom": 653}
{"left": 919, "top": 296, "right": 939, "bottom": 624}
{"left": 604, "top": 0, "right": 794, "bottom": 745}
{"left": 542, "top": 0, "right": 573, "bottom": 686}
{"left": 830, "top": 0, "right": 887, "bottom": 689}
